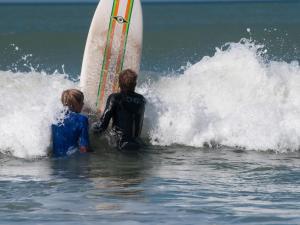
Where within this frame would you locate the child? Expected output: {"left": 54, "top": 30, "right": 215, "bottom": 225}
{"left": 52, "top": 89, "right": 90, "bottom": 157}
{"left": 92, "top": 69, "right": 146, "bottom": 151}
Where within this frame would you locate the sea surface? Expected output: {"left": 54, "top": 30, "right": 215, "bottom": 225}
{"left": 0, "top": 1, "right": 300, "bottom": 224}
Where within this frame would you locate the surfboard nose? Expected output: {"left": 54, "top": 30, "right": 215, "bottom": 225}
{"left": 80, "top": 0, "right": 143, "bottom": 113}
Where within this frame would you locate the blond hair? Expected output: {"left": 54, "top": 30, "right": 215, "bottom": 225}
{"left": 61, "top": 89, "right": 84, "bottom": 111}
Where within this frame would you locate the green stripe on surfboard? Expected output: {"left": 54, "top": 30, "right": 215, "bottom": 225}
{"left": 96, "top": 0, "right": 119, "bottom": 107}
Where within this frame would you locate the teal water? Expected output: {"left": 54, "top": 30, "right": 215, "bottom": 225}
{"left": 0, "top": 2, "right": 300, "bottom": 74}
{"left": 1, "top": 149, "right": 300, "bottom": 225}
{"left": 0, "top": 2, "right": 300, "bottom": 224}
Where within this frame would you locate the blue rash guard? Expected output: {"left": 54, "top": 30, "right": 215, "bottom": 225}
{"left": 52, "top": 110, "right": 89, "bottom": 157}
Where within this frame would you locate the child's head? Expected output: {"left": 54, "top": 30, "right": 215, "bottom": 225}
{"left": 61, "top": 89, "right": 84, "bottom": 113}
{"left": 119, "top": 69, "right": 137, "bottom": 92}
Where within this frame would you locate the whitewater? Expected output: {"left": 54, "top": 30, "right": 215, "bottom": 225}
{"left": 140, "top": 39, "right": 300, "bottom": 152}
{"left": 1, "top": 39, "right": 300, "bottom": 158}
{"left": 0, "top": 71, "right": 74, "bottom": 158}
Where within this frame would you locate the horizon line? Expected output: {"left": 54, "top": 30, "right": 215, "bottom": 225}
{"left": 0, "top": 0, "right": 298, "bottom": 4}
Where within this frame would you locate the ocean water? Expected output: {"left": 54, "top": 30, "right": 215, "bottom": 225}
{"left": 0, "top": 1, "right": 300, "bottom": 224}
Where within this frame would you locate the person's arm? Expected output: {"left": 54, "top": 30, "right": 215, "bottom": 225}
{"left": 92, "top": 94, "right": 115, "bottom": 134}
{"left": 79, "top": 116, "right": 90, "bottom": 152}
{"left": 134, "top": 97, "right": 146, "bottom": 137}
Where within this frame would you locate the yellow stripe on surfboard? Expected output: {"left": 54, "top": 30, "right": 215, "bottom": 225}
{"left": 113, "top": 0, "right": 135, "bottom": 92}
{"left": 97, "top": 0, "right": 135, "bottom": 112}
{"left": 97, "top": 0, "right": 120, "bottom": 110}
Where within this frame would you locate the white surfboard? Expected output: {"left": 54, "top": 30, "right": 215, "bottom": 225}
{"left": 80, "top": 0, "right": 143, "bottom": 113}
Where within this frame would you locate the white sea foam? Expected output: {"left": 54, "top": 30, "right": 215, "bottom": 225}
{"left": 2, "top": 39, "right": 300, "bottom": 157}
{"left": 0, "top": 71, "right": 75, "bottom": 158}
{"left": 139, "top": 39, "right": 300, "bottom": 152}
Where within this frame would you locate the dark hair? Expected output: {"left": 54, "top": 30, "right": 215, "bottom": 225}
{"left": 61, "top": 89, "right": 84, "bottom": 111}
{"left": 118, "top": 69, "right": 137, "bottom": 92}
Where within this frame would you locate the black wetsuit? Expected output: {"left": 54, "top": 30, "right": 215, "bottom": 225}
{"left": 93, "top": 91, "right": 146, "bottom": 151}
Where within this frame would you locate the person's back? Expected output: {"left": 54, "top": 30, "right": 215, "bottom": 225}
{"left": 112, "top": 92, "right": 145, "bottom": 139}
{"left": 93, "top": 69, "right": 146, "bottom": 151}
{"left": 52, "top": 111, "right": 89, "bottom": 157}
{"left": 52, "top": 89, "right": 90, "bottom": 157}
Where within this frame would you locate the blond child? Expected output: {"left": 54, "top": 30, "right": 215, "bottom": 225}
{"left": 52, "top": 89, "right": 90, "bottom": 157}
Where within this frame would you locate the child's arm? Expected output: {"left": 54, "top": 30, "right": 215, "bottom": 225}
{"left": 92, "top": 94, "right": 115, "bottom": 134}
{"left": 79, "top": 116, "right": 90, "bottom": 152}
{"left": 135, "top": 97, "right": 146, "bottom": 137}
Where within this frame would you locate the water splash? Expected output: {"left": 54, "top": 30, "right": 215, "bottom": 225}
{"left": 140, "top": 39, "right": 300, "bottom": 152}
{"left": 2, "top": 39, "right": 300, "bottom": 157}
{"left": 0, "top": 70, "right": 75, "bottom": 158}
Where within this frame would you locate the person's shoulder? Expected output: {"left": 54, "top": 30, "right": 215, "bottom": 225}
{"left": 133, "top": 92, "right": 146, "bottom": 104}
{"left": 108, "top": 93, "right": 122, "bottom": 101}
{"left": 79, "top": 113, "right": 88, "bottom": 120}
{"left": 70, "top": 112, "right": 88, "bottom": 122}
{"left": 78, "top": 114, "right": 89, "bottom": 127}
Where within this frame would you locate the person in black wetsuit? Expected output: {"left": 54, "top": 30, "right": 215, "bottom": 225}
{"left": 92, "top": 69, "right": 146, "bottom": 151}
